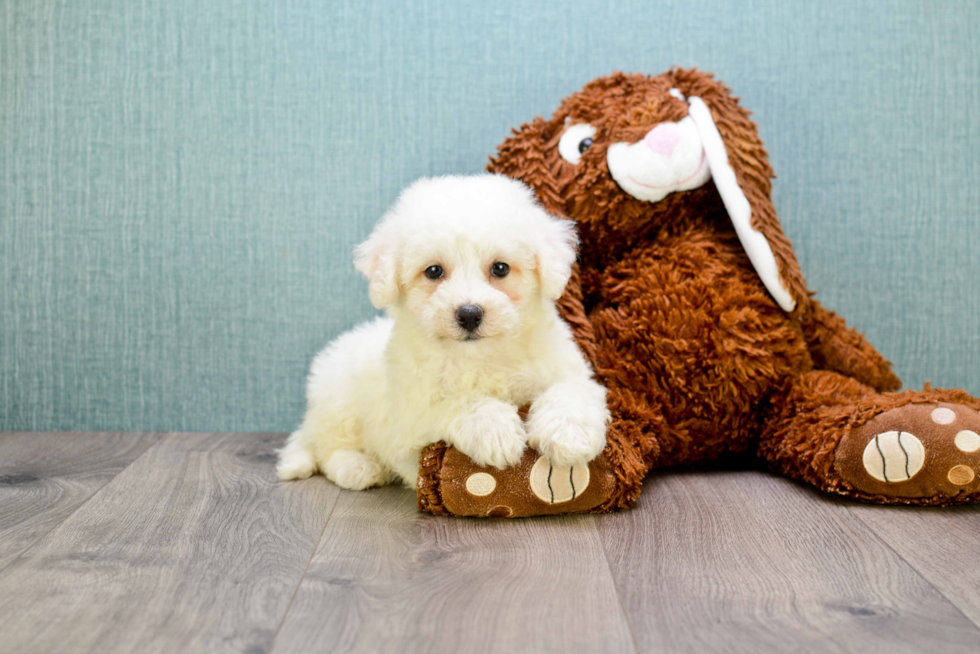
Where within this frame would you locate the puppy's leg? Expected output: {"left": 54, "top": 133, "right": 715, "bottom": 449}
{"left": 526, "top": 379, "right": 610, "bottom": 467}
{"left": 282, "top": 394, "right": 391, "bottom": 489}
{"left": 276, "top": 430, "right": 317, "bottom": 480}
{"left": 278, "top": 408, "right": 391, "bottom": 489}
{"left": 324, "top": 449, "right": 387, "bottom": 490}
{"left": 447, "top": 398, "right": 527, "bottom": 470}
{"left": 278, "top": 317, "right": 393, "bottom": 489}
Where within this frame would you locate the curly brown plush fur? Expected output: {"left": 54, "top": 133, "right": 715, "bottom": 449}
{"left": 418, "top": 69, "right": 980, "bottom": 515}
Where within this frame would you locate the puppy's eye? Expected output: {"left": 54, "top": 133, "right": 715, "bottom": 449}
{"left": 424, "top": 265, "right": 444, "bottom": 280}
{"left": 558, "top": 123, "right": 597, "bottom": 165}
{"left": 490, "top": 262, "right": 510, "bottom": 278}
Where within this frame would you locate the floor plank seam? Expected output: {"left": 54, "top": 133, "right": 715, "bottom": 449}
{"left": 849, "top": 510, "right": 980, "bottom": 633}
{"left": 596, "top": 516, "right": 641, "bottom": 654}
{"left": 265, "top": 485, "right": 343, "bottom": 653}
{"left": 0, "top": 434, "right": 162, "bottom": 578}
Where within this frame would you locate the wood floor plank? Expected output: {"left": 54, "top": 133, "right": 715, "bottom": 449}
{"left": 270, "top": 486, "right": 636, "bottom": 654}
{"left": 850, "top": 504, "right": 980, "bottom": 628}
{"left": 598, "top": 469, "right": 980, "bottom": 654}
{"left": 0, "top": 431, "right": 157, "bottom": 572}
{"left": 0, "top": 432, "right": 339, "bottom": 654}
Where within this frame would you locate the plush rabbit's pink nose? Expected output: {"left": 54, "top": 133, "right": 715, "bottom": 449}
{"left": 643, "top": 122, "right": 681, "bottom": 157}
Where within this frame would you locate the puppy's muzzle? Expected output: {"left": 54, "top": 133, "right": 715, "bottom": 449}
{"left": 455, "top": 304, "right": 483, "bottom": 333}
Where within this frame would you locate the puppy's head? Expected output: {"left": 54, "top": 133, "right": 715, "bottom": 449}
{"left": 354, "top": 175, "right": 577, "bottom": 343}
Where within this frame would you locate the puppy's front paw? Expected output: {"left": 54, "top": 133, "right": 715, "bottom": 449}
{"left": 451, "top": 401, "right": 527, "bottom": 470}
{"left": 527, "top": 382, "right": 609, "bottom": 467}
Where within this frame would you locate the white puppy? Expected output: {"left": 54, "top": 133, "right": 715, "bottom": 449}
{"left": 276, "top": 174, "right": 609, "bottom": 490}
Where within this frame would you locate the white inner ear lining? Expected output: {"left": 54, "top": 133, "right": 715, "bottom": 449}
{"left": 686, "top": 97, "right": 796, "bottom": 313}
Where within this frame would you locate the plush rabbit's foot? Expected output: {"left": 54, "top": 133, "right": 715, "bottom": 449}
{"left": 836, "top": 402, "right": 980, "bottom": 501}
{"left": 417, "top": 443, "right": 617, "bottom": 518}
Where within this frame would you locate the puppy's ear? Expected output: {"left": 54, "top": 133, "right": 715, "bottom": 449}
{"left": 535, "top": 212, "right": 579, "bottom": 301}
{"left": 353, "top": 221, "right": 399, "bottom": 309}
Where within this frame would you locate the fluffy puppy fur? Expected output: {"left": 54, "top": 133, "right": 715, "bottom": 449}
{"left": 277, "top": 174, "right": 610, "bottom": 490}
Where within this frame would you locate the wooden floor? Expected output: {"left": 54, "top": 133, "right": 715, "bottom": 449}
{"left": 1, "top": 432, "right": 979, "bottom": 654}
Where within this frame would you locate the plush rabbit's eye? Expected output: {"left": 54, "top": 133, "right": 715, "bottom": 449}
{"left": 558, "top": 123, "right": 597, "bottom": 165}
{"left": 424, "top": 265, "right": 444, "bottom": 280}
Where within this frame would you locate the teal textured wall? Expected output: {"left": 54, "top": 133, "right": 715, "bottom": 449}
{"left": 2, "top": 0, "right": 978, "bottom": 432}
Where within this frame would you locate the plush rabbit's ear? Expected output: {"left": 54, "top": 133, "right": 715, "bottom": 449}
{"left": 687, "top": 97, "right": 795, "bottom": 312}
{"left": 678, "top": 72, "right": 808, "bottom": 314}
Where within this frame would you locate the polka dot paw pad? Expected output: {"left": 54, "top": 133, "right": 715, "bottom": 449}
{"left": 836, "top": 403, "right": 980, "bottom": 498}
{"left": 435, "top": 446, "right": 616, "bottom": 518}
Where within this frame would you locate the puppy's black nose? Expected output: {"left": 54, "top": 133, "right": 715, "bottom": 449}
{"left": 455, "top": 304, "right": 483, "bottom": 332}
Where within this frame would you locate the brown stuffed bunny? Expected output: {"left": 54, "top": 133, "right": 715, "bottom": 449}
{"left": 418, "top": 68, "right": 980, "bottom": 517}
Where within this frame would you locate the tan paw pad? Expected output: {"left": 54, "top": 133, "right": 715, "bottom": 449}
{"left": 954, "top": 430, "right": 980, "bottom": 453}
{"left": 837, "top": 402, "right": 980, "bottom": 499}
{"left": 529, "top": 456, "right": 590, "bottom": 504}
{"left": 862, "top": 431, "right": 925, "bottom": 483}
{"left": 948, "top": 465, "right": 975, "bottom": 486}
{"left": 931, "top": 407, "right": 956, "bottom": 424}
{"left": 433, "top": 446, "right": 617, "bottom": 518}
{"left": 465, "top": 472, "right": 497, "bottom": 496}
